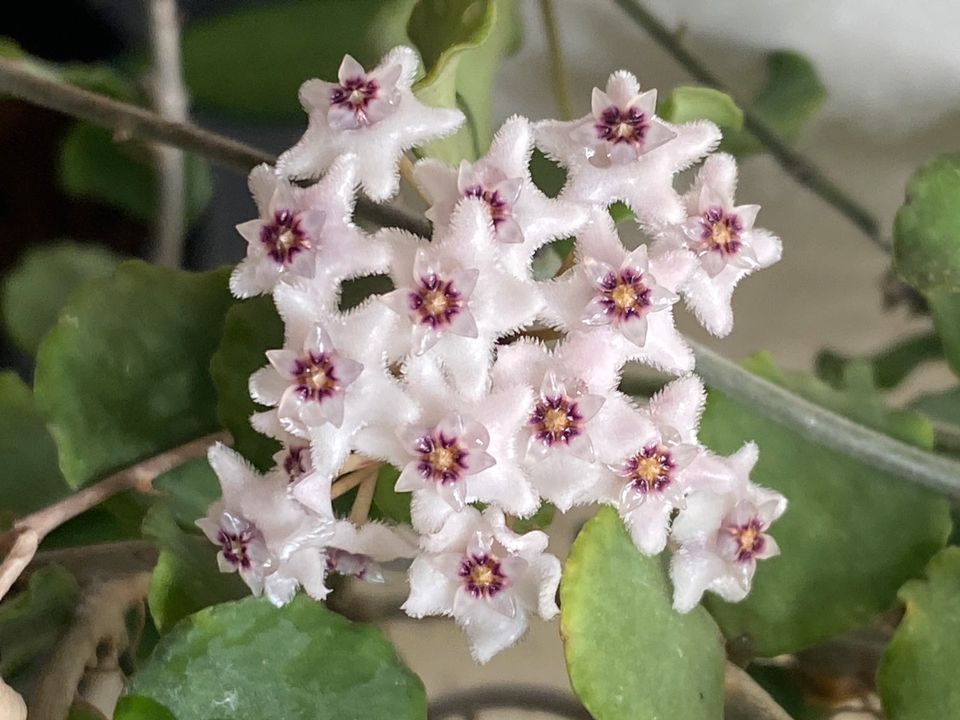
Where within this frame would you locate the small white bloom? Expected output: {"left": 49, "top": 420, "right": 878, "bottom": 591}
{"left": 414, "top": 115, "right": 588, "bottom": 278}
{"left": 534, "top": 70, "right": 719, "bottom": 226}
{"left": 277, "top": 48, "right": 464, "bottom": 201}
{"left": 403, "top": 507, "right": 561, "bottom": 663}
{"left": 669, "top": 442, "right": 787, "bottom": 613}
{"left": 542, "top": 209, "right": 696, "bottom": 374}
{"left": 654, "top": 153, "right": 783, "bottom": 336}
{"left": 197, "top": 443, "right": 333, "bottom": 606}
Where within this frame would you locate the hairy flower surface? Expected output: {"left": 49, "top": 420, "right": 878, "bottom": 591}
{"left": 278, "top": 48, "right": 464, "bottom": 201}
{"left": 323, "top": 520, "right": 418, "bottom": 583}
{"left": 403, "top": 507, "right": 560, "bottom": 663}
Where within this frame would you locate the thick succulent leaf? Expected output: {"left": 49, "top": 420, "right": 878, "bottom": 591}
{"left": 877, "top": 547, "right": 960, "bottom": 720}
{"left": 209, "top": 297, "right": 284, "bottom": 472}
{"left": 152, "top": 457, "right": 222, "bottom": 528}
{"left": 561, "top": 507, "right": 726, "bottom": 720}
{"left": 816, "top": 333, "right": 942, "bottom": 391}
{"left": 1, "top": 242, "right": 122, "bottom": 356}
{"left": 121, "top": 596, "right": 428, "bottom": 719}
{"left": 34, "top": 262, "right": 233, "bottom": 488}
{"left": 659, "top": 86, "right": 744, "bottom": 130}
{"left": 372, "top": 464, "right": 412, "bottom": 525}
{"left": 181, "top": 0, "right": 415, "bottom": 120}
{"left": 721, "top": 51, "right": 826, "bottom": 156}
{"left": 925, "top": 289, "right": 960, "bottom": 378}
{"left": 893, "top": 153, "right": 960, "bottom": 293}
{"left": 699, "top": 353, "right": 950, "bottom": 657}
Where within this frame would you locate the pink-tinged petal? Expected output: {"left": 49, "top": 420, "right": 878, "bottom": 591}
{"left": 403, "top": 555, "right": 458, "bottom": 617}
{"left": 604, "top": 70, "right": 641, "bottom": 108}
{"left": 622, "top": 497, "right": 673, "bottom": 555}
{"left": 436, "top": 479, "right": 467, "bottom": 512}
{"left": 447, "top": 307, "right": 479, "bottom": 339}
{"left": 582, "top": 296, "right": 616, "bottom": 327}
{"left": 337, "top": 54, "right": 366, "bottom": 84}
{"left": 247, "top": 163, "right": 278, "bottom": 214}
{"left": 591, "top": 87, "right": 615, "bottom": 118}
{"left": 622, "top": 244, "right": 651, "bottom": 274}
{"left": 236, "top": 218, "right": 264, "bottom": 245}
{"left": 460, "top": 417, "right": 491, "bottom": 451}
{"left": 451, "top": 267, "right": 479, "bottom": 297}
{"left": 734, "top": 204, "right": 761, "bottom": 231}
{"left": 495, "top": 176, "right": 524, "bottom": 206}
{"left": 688, "top": 153, "right": 738, "bottom": 210}
{"left": 647, "top": 375, "right": 706, "bottom": 441}
{"left": 670, "top": 546, "right": 727, "bottom": 613}
{"left": 649, "top": 248, "right": 698, "bottom": 291}
{"left": 379, "top": 286, "right": 415, "bottom": 319}
{"left": 249, "top": 366, "right": 289, "bottom": 407}
{"left": 457, "top": 159, "right": 483, "bottom": 191}
{"left": 207, "top": 443, "right": 260, "bottom": 499}
{"left": 316, "top": 391, "right": 346, "bottom": 427}
{"left": 671, "top": 490, "right": 727, "bottom": 545}
{"left": 728, "top": 441, "right": 760, "bottom": 479}
{"left": 395, "top": 461, "right": 427, "bottom": 493}
{"left": 606, "top": 142, "right": 638, "bottom": 166}
{"left": 700, "top": 249, "right": 728, "bottom": 278}
{"left": 699, "top": 183, "right": 732, "bottom": 214}
{"left": 640, "top": 119, "right": 677, "bottom": 154}
{"left": 745, "top": 228, "right": 783, "bottom": 268}
{"left": 496, "top": 216, "right": 524, "bottom": 244}
{"left": 619, "top": 314, "right": 650, "bottom": 348}
{"left": 229, "top": 256, "right": 279, "bottom": 299}
{"left": 566, "top": 431, "right": 595, "bottom": 462}
{"left": 336, "top": 355, "right": 363, "bottom": 386}
{"left": 756, "top": 534, "right": 780, "bottom": 561}
{"left": 326, "top": 103, "right": 360, "bottom": 131}
{"left": 412, "top": 323, "right": 442, "bottom": 355}
{"left": 576, "top": 393, "right": 605, "bottom": 422}
{"left": 647, "top": 284, "right": 680, "bottom": 309}
{"left": 633, "top": 88, "right": 658, "bottom": 117}
{"left": 373, "top": 60, "right": 403, "bottom": 92}
{"left": 266, "top": 349, "right": 299, "bottom": 378}
{"left": 456, "top": 594, "right": 529, "bottom": 664}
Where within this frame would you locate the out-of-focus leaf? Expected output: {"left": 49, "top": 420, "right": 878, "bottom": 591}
{"left": 59, "top": 123, "right": 213, "bottom": 227}
{"left": 122, "top": 596, "right": 428, "bottom": 719}
{"left": 748, "top": 666, "right": 827, "bottom": 720}
{"left": 0, "top": 566, "right": 79, "bottom": 678}
{"left": 512, "top": 501, "right": 555, "bottom": 534}
{"left": 339, "top": 274, "right": 394, "bottom": 313}
{"left": 209, "top": 297, "right": 284, "bottom": 472}
{"left": 816, "top": 333, "right": 942, "bottom": 391}
{"left": 925, "top": 289, "right": 960, "bottom": 378}
{"left": 700, "top": 353, "right": 950, "bottom": 656}
{"left": 112, "top": 697, "right": 176, "bottom": 720}
{"left": 152, "top": 457, "right": 221, "bottom": 528}
{"left": 34, "top": 262, "right": 233, "bottom": 488}
{"left": 561, "top": 508, "right": 725, "bottom": 720}
{"left": 182, "top": 0, "right": 415, "bottom": 121}
{"left": 659, "top": 86, "right": 743, "bottom": 130}
{"left": 371, "top": 464, "right": 411, "bottom": 524}
{"left": 721, "top": 51, "right": 826, "bottom": 156}
{"left": 878, "top": 547, "right": 960, "bottom": 719}
{"left": 1, "top": 242, "right": 122, "bottom": 356}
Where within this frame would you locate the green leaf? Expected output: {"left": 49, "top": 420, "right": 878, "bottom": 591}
{"left": 877, "top": 547, "right": 960, "bottom": 720}
{"left": 659, "top": 86, "right": 744, "bottom": 130}
{"left": 512, "top": 501, "right": 555, "bottom": 534}
{"left": 0, "top": 565, "right": 79, "bottom": 678}
{"left": 925, "top": 289, "right": 960, "bottom": 378}
{"left": 912, "top": 387, "right": 960, "bottom": 428}
{"left": 34, "top": 261, "right": 234, "bottom": 488}
{"left": 0, "top": 372, "right": 67, "bottom": 517}
{"left": 142, "top": 505, "right": 246, "bottom": 633}
{"left": 122, "top": 596, "right": 428, "bottom": 719}
{"left": 1, "top": 242, "right": 122, "bottom": 356}
{"left": 894, "top": 153, "right": 960, "bottom": 293}
{"left": 152, "top": 457, "right": 222, "bottom": 528}
{"left": 815, "top": 332, "right": 942, "bottom": 391}
{"left": 59, "top": 123, "right": 213, "bottom": 227}
{"left": 408, "top": 0, "right": 496, "bottom": 161}
{"left": 699, "top": 353, "right": 950, "bottom": 657}
{"left": 561, "top": 507, "right": 725, "bottom": 720}
{"left": 112, "top": 697, "right": 176, "bottom": 720}
{"left": 372, "top": 464, "right": 411, "bottom": 524}
{"left": 182, "top": 0, "right": 415, "bottom": 121}
{"left": 721, "top": 51, "right": 826, "bottom": 156}
{"left": 210, "top": 297, "right": 284, "bottom": 472}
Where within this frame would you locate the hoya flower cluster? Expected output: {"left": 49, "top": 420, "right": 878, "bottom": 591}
{"left": 201, "top": 48, "right": 787, "bottom": 662}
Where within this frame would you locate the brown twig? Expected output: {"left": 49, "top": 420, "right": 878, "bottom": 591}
{"left": 348, "top": 467, "right": 379, "bottom": 525}
{"left": 0, "top": 57, "right": 430, "bottom": 237}
{"left": 0, "top": 432, "right": 227, "bottom": 601}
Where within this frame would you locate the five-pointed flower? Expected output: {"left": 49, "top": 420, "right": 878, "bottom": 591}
{"left": 535, "top": 70, "right": 720, "bottom": 226}
{"left": 669, "top": 442, "right": 787, "bottom": 613}
{"left": 277, "top": 48, "right": 464, "bottom": 201}
{"left": 403, "top": 506, "right": 561, "bottom": 663}
{"left": 197, "top": 443, "right": 333, "bottom": 606}
{"left": 542, "top": 209, "right": 696, "bottom": 374}
{"left": 230, "top": 155, "right": 389, "bottom": 304}
{"left": 414, "top": 115, "right": 588, "bottom": 278}
{"left": 653, "top": 153, "right": 783, "bottom": 336}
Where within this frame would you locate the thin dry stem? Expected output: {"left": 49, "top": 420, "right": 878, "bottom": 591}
{"left": 348, "top": 466, "right": 380, "bottom": 525}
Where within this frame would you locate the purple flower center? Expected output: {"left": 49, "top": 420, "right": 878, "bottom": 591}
{"left": 409, "top": 273, "right": 464, "bottom": 329}
{"left": 726, "top": 517, "right": 766, "bottom": 562}
{"left": 415, "top": 431, "right": 468, "bottom": 485}
{"left": 595, "top": 105, "right": 650, "bottom": 147}
{"left": 530, "top": 394, "right": 585, "bottom": 448}
{"left": 700, "top": 207, "right": 743, "bottom": 256}
{"left": 261, "top": 209, "right": 311, "bottom": 266}
{"left": 217, "top": 522, "right": 260, "bottom": 570}
{"left": 462, "top": 184, "right": 513, "bottom": 228}
{"left": 282, "top": 444, "right": 311, "bottom": 484}
{"left": 596, "top": 268, "right": 652, "bottom": 322}
{"left": 622, "top": 444, "right": 674, "bottom": 494}
{"left": 330, "top": 75, "right": 380, "bottom": 124}
{"left": 293, "top": 352, "right": 341, "bottom": 403}
{"left": 459, "top": 553, "right": 507, "bottom": 598}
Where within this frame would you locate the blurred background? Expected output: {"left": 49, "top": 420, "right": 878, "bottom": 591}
{"left": 1, "top": 0, "right": 957, "bottom": 717}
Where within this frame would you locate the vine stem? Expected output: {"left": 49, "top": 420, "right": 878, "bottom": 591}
{"left": 0, "top": 432, "right": 228, "bottom": 601}
{"left": 610, "top": 0, "right": 886, "bottom": 252}
{"left": 690, "top": 340, "right": 960, "bottom": 499}
{"left": 539, "top": 0, "right": 575, "bottom": 121}
{"left": 0, "top": 57, "right": 431, "bottom": 237}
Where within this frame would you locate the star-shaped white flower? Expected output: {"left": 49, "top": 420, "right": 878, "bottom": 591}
{"left": 491, "top": 338, "right": 644, "bottom": 511}
{"left": 230, "top": 155, "right": 389, "bottom": 303}
{"left": 403, "top": 506, "right": 561, "bottom": 663}
{"left": 378, "top": 198, "right": 545, "bottom": 398}
{"left": 414, "top": 115, "right": 588, "bottom": 278}
{"left": 669, "top": 442, "right": 787, "bottom": 613}
{"left": 542, "top": 209, "right": 696, "bottom": 374}
{"left": 197, "top": 443, "right": 333, "bottom": 606}
{"left": 653, "top": 153, "right": 783, "bottom": 337}
{"left": 277, "top": 47, "right": 464, "bottom": 201}
{"left": 323, "top": 519, "right": 419, "bottom": 584}
{"left": 249, "top": 282, "right": 418, "bottom": 514}
{"left": 534, "top": 70, "right": 720, "bottom": 227}
{"left": 354, "top": 355, "right": 539, "bottom": 533}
